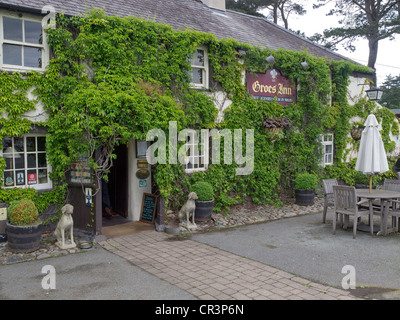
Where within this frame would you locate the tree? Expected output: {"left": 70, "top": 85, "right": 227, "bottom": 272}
{"left": 226, "top": 0, "right": 306, "bottom": 30}
{"left": 312, "top": 0, "right": 400, "bottom": 71}
{"left": 379, "top": 74, "right": 400, "bottom": 109}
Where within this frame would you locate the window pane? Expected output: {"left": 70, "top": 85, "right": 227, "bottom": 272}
{"left": 191, "top": 68, "right": 203, "bottom": 84}
{"left": 3, "top": 137, "right": 12, "bottom": 149}
{"left": 4, "top": 157, "right": 12, "bottom": 170}
{"left": 24, "top": 46, "right": 42, "bottom": 68}
{"left": 16, "top": 170, "right": 25, "bottom": 185}
{"left": 27, "top": 170, "right": 37, "bottom": 185}
{"left": 4, "top": 171, "right": 14, "bottom": 187}
{"left": 27, "top": 154, "right": 36, "bottom": 168}
{"left": 24, "top": 20, "right": 42, "bottom": 44}
{"left": 26, "top": 137, "right": 36, "bottom": 152}
{"left": 14, "top": 137, "right": 24, "bottom": 152}
{"left": 192, "top": 49, "right": 204, "bottom": 67}
{"left": 37, "top": 137, "right": 46, "bottom": 151}
{"left": 15, "top": 153, "right": 24, "bottom": 169}
{"left": 325, "top": 145, "right": 332, "bottom": 154}
{"left": 38, "top": 169, "right": 48, "bottom": 184}
{"left": 38, "top": 153, "right": 46, "bottom": 167}
{"left": 3, "top": 44, "right": 22, "bottom": 66}
{"left": 3, "top": 17, "right": 22, "bottom": 41}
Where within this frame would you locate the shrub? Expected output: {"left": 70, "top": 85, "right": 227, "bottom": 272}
{"left": 8, "top": 199, "right": 39, "bottom": 226}
{"left": 294, "top": 173, "right": 318, "bottom": 190}
{"left": 191, "top": 181, "right": 214, "bottom": 201}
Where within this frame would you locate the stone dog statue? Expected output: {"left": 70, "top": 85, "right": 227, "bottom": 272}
{"left": 54, "top": 204, "right": 76, "bottom": 249}
{"left": 178, "top": 192, "right": 198, "bottom": 230}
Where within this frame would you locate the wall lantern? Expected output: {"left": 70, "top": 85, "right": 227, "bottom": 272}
{"left": 366, "top": 88, "right": 383, "bottom": 101}
{"left": 301, "top": 58, "right": 308, "bottom": 70}
{"left": 266, "top": 54, "right": 275, "bottom": 65}
{"left": 365, "top": 88, "right": 383, "bottom": 101}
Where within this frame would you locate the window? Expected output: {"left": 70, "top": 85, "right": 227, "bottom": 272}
{"left": 2, "top": 135, "right": 52, "bottom": 189}
{"left": 320, "top": 134, "right": 334, "bottom": 167}
{"left": 182, "top": 131, "right": 209, "bottom": 173}
{"left": 1, "top": 12, "right": 48, "bottom": 71}
{"left": 188, "top": 46, "right": 209, "bottom": 89}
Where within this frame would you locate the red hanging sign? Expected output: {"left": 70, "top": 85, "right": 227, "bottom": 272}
{"left": 247, "top": 69, "right": 296, "bottom": 106}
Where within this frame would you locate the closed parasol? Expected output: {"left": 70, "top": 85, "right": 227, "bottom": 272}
{"left": 355, "top": 113, "right": 389, "bottom": 192}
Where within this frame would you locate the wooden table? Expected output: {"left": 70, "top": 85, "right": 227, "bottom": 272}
{"left": 356, "top": 189, "right": 400, "bottom": 235}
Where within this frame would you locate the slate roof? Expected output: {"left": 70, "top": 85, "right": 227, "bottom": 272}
{"left": 0, "top": 0, "right": 357, "bottom": 63}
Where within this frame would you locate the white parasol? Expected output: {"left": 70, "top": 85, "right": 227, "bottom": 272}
{"left": 355, "top": 113, "right": 389, "bottom": 192}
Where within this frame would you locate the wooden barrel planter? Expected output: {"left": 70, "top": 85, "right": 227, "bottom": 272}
{"left": 6, "top": 222, "right": 42, "bottom": 253}
{"left": 295, "top": 189, "right": 315, "bottom": 206}
{"left": 195, "top": 200, "right": 214, "bottom": 222}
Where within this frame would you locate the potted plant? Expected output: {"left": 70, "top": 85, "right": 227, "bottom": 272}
{"left": 6, "top": 199, "right": 42, "bottom": 253}
{"left": 191, "top": 181, "right": 214, "bottom": 222}
{"left": 294, "top": 173, "right": 318, "bottom": 206}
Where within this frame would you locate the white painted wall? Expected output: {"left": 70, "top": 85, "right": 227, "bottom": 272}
{"left": 128, "top": 140, "right": 152, "bottom": 221}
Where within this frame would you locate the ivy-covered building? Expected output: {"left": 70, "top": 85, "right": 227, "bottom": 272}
{"left": 0, "top": 0, "right": 397, "bottom": 235}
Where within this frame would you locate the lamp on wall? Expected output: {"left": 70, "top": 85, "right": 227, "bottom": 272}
{"left": 266, "top": 54, "right": 275, "bottom": 65}
{"left": 366, "top": 87, "right": 383, "bottom": 101}
{"left": 301, "top": 58, "right": 308, "bottom": 70}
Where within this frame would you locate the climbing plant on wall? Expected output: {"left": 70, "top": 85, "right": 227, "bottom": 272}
{"left": 1, "top": 9, "right": 395, "bottom": 215}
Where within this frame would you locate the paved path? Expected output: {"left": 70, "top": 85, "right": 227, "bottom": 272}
{"left": 99, "top": 231, "right": 359, "bottom": 300}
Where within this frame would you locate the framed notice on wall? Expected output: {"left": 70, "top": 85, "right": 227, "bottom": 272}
{"left": 140, "top": 193, "right": 158, "bottom": 223}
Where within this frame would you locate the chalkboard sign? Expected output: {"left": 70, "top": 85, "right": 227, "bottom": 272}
{"left": 140, "top": 193, "right": 157, "bottom": 223}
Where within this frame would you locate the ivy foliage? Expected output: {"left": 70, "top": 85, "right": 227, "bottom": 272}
{"left": 0, "top": 9, "right": 397, "bottom": 215}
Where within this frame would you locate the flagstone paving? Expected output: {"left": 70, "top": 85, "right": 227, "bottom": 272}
{"left": 99, "top": 230, "right": 361, "bottom": 300}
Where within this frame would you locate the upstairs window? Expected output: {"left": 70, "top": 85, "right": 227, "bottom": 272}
{"left": 188, "top": 46, "right": 209, "bottom": 89}
{"left": 320, "top": 134, "right": 334, "bottom": 167}
{"left": 1, "top": 13, "right": 48, "bottom": 71}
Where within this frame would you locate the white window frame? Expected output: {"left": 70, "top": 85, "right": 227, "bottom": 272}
{"left": 2, "top": 134, "right": 52, "bottom": 190}
{"left": 0, "top": 10, "right": 49, "bottom": 72}
{"left": 183, "top": 130, "right": 209, "bottom": 174}
{"left": 320, "top": 133, "right": 334, "bottom": 167}
{"left": 188, "top": 46, "right": 209, "bottom": 89}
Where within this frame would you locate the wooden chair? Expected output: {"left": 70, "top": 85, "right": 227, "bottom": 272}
{"left": 332, "top": 185, "right": 374, "bottom": 239}
{"left": 380, "top": 179, "right": 400, "bottom": 235}
{"left": 322, "top": 179, "right": 338, "bottom": 223}
{"left": 384, "top": 203, "right": 400, "bottom": 235}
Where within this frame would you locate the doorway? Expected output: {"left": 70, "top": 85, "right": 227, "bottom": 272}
{"left": 102, "top": 143, "right": 129, "bottom": 227}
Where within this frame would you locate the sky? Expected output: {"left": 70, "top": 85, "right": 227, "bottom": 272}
{"left": 263, "top": 2, "right": 400, "bottom": 86}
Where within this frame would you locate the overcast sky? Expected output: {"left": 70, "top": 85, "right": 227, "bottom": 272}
{"left": 263, "top": 2, "right": 400, "bottom": 86}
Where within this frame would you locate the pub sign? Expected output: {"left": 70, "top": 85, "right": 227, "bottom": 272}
{"left": 247, "top": 69, "right": 296, "bottom": 106}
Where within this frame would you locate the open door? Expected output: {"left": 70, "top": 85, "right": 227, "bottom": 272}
{"left": 108, "top": 144, "right": 129, "bottom": 218}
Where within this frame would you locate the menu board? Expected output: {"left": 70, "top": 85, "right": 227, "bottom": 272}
{"left": 140, "top": 193, "right": 157, "bottom": 223}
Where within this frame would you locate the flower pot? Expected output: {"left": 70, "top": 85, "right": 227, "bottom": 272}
{"left": 295, "top": 189, "right": 315, "bottom": 206}
{"left": 195, "top": 200, "right": 214, "bottom": 222}
{"left": 6, "top": 221, "right": 42, "bottom": 253}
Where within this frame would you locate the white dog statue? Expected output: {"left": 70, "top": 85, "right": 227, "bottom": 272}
{"left": 54, "top": 204, "right": 76, "bottom": 249}
{"left": 178, "top": 192, "right": 198, "bottom": 230}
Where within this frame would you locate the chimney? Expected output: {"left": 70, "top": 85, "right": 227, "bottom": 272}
{"left": 201, "top": 0, "right": 226, "bottom": 11}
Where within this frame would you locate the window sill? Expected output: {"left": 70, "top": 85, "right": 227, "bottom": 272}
{"left": 185, "top": 168, "right": 207, "bottom": 174}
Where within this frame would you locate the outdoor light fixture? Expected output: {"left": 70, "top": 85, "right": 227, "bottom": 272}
{"left": 266, "top": 54, "right": 275, "bottom": 65}
{"left": 301, "top": 58, "right": 308, "bottom": 70}
{"left": 366, "top": 87, "right": 383, "bottom": 101}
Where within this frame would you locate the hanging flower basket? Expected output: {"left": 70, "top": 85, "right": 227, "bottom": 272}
{"left": 262, "top": 117, "right": 290, "bottom": 141}
{"left": 264, "top": 127, "right": 284, "bottom": 141}
{"left": 350, "top": 127, "right": 364, "bottom": 141}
